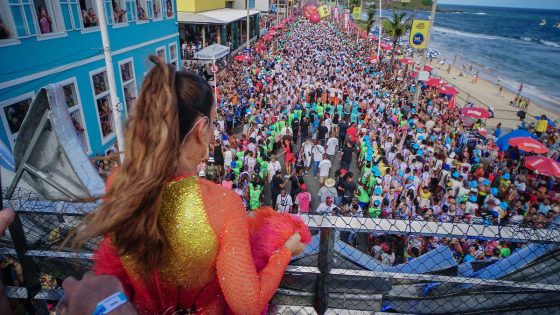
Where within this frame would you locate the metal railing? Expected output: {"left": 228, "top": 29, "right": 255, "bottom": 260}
{"left": 3, "top": 188, "right": 560, "bottom": 314}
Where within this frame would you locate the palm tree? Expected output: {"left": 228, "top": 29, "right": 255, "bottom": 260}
{"left": 382, "top": 9, "right": 414, "bottom": 65}
{"left": 357, "top": 6, "right": 376, "bottom": 50}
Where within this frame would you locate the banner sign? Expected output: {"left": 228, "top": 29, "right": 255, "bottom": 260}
{"left": 409, "top": 19, "right": 430, "bottom": 49}
{"left": 317, "top": 5, "right": 330, "bottom": 18}
{"left": 352, "top": 7, "right": 361, "bottom": 20}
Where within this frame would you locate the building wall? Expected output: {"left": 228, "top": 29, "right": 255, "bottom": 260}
{"left": 0, "top": 0, "right": 180, "bottom": 156}
{"left": 255, "top": 0, "right": 271, "bottom": 12}
{"left": 177, "top": 0, "right": 225, "bottom": 13}
{"left": 233, "top": 0, "right": 258, "bottom": 10}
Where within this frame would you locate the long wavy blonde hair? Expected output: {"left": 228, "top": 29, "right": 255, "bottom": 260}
{"left": 72, "top": 56, "right": 214, "bottom": 270}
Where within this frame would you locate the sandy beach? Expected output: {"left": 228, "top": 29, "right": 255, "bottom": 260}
{"left": 423, "top": 57, "right": 559, "bottom": 131}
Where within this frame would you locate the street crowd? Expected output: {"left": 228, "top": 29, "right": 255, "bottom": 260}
{"left": 194, "top": 16, "right": 560, "bottom": 266}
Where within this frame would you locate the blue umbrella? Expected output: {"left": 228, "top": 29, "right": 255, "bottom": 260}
{"left": 496, "top": 128, "right": 537, "bottom": 151}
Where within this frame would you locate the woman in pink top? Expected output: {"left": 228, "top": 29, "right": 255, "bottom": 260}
{"left": 38, "top": 6, "right": 52, "bottom": 34}
{"left": 296, "top": 184, "right": 311, "bottom": 213}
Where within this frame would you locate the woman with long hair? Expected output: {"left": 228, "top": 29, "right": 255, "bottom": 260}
{"left": 72, "top": 56, "right": 304, "bottom": 314}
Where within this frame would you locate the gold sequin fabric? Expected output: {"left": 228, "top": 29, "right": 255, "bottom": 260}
{"left": 122, "top": 176, "right": 219, "bottom": 289}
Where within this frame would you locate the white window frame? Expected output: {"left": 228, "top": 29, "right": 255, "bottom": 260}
{"left": 151, "top": 0, "right": 162, "bottom": 20}
{"left": 111, "top": 0, "right": 128, "bottom": 26}
{"left": 168, "top": 42, "right": 178, "bottom": 70}
{"left": 0, "top": 92, "right": 35, "bottom": 149}
{"left": 155, "top": 45, "right": 167, "bottom": 62}
{"left": 55, "top": 77, "right": 92, "bottom": 154}
{"left": 163, "top": 0, "right": 173, "bottom": 19}
{"left": 77, "top": 0, "right": 101, "bottom": 32}
{"left": 32, "top": 0, "right": 68, "bottom": 40}
{"left": 136, "top": 0, "right": 149, "bottom": 23}
{"left": 0, "top": 2, "right": 21, "bottom": 47}
{"left": 89, "top": 67, "right": 116, "bottom": 144}
{"left": 118, "top": 57, "right": 137, "bottom": 116}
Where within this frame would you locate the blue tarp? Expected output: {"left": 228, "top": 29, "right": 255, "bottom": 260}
{"left": 496, "top": 128, "right": 537, "bottom": 151}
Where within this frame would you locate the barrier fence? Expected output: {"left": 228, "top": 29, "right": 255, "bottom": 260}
{"left": 2, "top": 187, "right": 560, "bottom": 314}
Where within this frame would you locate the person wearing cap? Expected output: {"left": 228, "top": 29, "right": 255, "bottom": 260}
{"left": 316, "top": 196, "right": 336, "bottom": 215}
{"left": 318, "top": 178, "right": 338, "bottom": 203}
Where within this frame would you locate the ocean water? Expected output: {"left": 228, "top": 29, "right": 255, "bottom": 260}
{"left": 413, "top": 5, "right": 560, "bottom": 114}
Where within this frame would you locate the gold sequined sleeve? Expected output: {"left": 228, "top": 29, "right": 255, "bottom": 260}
{"left": 216, "top": 196, "right": 292, "bottom": 315}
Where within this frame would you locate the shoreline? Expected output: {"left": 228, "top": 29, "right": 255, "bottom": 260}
{"left": 422, "top": 55, "right": 559, "bottom": 131}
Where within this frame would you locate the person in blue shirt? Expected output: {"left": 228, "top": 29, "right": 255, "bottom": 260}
{"left": 493, "top": 122, "right": 502, "bottom": 138}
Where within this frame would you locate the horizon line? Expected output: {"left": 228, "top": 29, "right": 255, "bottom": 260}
{"left": 438, "top": 3, "right": 560, "bottom": 11}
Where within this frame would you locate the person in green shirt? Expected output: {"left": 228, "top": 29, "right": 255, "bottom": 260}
{"left": 249, "top": 180, "right": 263, "bottom": 210}
{"left": 356, "top": 184, "right": 370, "bottom": 210}
{"left": 316, "top": 103, "right": 324, "bottom": 118}
{"left": 368, "top": 199, "right": 382, "bottom": 218}
{"left": 287, "top": 113, "right": 294, "bottom": 127}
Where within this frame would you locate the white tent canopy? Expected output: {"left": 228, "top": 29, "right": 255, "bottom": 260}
{"left": 178, "top": 8, "right": 260, "bottom": 25}
{"left": 193, "top": 44, "right": 230, "bottom": 60}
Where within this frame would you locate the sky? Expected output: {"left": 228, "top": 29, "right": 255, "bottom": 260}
{"left": 438, "top": 0, "right": 560, "bottom": 10}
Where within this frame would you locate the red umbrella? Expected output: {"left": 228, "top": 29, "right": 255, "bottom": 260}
{"left": 439, "top": 85, "right": 459, "bottom": 95}
{"left": 426, "top": 77, "right": 443, "bottom": 87}
{"left": 380, "top": 43, "right": 392, "bottom": 50}
{"left": 262, "top": 34, "right": 273, "bottom": 41}
{"left": 372, "top": 36, "right": 378, "bottom": 41}
{"left": 524, "top": 156, "right": 560, "bottom": 177}
{"left": 423, "top": 65, "right": 433, "bottom": 72}
{"left": 268, "top": 30, "right": 278, "bottom": 36}
{"left": 460, "top": 106, "right": 491, "bottom": 119}
{"left": 367, "top": 55, "right": 378, "bottom": 63}
{"left": 508, "top": 137, "right": 549, "bottom": 154}
{"left": 399, "top": 58, "right": 414, "bottom": 65}
{"left": 360, "top": 31, "right": 368, "bottom": 39}
{"left": 234, "top": 54, "right": 251, "bottom": 62}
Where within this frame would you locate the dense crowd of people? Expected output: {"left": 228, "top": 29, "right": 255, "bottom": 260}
{"left": 193, "top": 15, "right": 559, "bottom": 266}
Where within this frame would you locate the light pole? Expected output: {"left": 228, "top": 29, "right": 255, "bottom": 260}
{"left": 412, "top": 0, "right": 437, "bottom": 108}
{"left": 377, "top": 0, "right": 381, "bottom": 60}
{"left": 246, "top": 0, "right": 250, "bottom": 50}
{"left": 95, "top": 0, "right": 124, "bottom": 162}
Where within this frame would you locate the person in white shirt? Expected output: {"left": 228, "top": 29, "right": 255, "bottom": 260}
{"left": 312, "top": 141, "right": 325, "bottom": 177}
{"left": 316, "top": 197, "right": 336, "bottom": 215}
{"left": 276, "top": 189, "right": 293, "bottom": 213}
{"left": 326, "top": 135, "right": 338, "bottom": 162}
{"left": 267, "top": 155, "right": 282, "bottom": 182}
{"left": 318, "top": 155, "right": 332, "bottom": 186}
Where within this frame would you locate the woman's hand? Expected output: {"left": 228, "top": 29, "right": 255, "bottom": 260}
{"left": 284, "top": 232, "right": 305, "bottom": 256}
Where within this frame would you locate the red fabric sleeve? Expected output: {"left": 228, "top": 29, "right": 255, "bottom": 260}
{"left": 216, "top": 197, "right": 292, "bottom": 315}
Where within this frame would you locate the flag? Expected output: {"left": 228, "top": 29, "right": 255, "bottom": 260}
{"left": 448, "top": 95, "right": 456, "bottom": 109}
{"left": 409, "top": 20, "right": 430, "bottom": 49}
{"left": 317, "top": 5, "right": 330, "bottom": 19}
{"left": 352, "top": 7, "right": 361, "bottom": 19}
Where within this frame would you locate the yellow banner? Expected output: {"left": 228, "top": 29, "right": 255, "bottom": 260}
{"left": 317, "top": 5, "right": 330, "bottom": 18}
{"left": 352, "top": 7, "right": 361, "bottom": 19}
{"left": 409, "top": 19, "right": 430, "bottom": 49}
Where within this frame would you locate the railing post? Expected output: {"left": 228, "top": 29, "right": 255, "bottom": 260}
{"left": 314, "top": 227, "right": 334, "bottom": 314}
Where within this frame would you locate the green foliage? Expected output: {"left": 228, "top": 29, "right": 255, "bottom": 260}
{"left": 422, "top": 0, "right": 434, "bottom": 5}
{"left": 382, "top": 9, "right": 414, "bottom": 44}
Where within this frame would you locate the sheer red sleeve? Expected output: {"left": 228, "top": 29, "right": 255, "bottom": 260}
{"left": 215, "top": 196, "right": 291, "bottom": 315}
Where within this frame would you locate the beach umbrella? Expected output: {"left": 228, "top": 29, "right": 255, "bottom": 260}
{"left": 524, "top": 156, "right": 560, "bottom": 177}
{"left": 496, "top": 128, "right": 538, "bottom": 151}
{"left": 439, "top": 85, "right": 459, "bottom": 95}
{"left": 234, "top": 54, "right": 251, "bottom": 62}
{"left": 262, "top": 34, "right": 273, "bottom": 41}
{"left": 372, "top": 36, "right": 378, "bottom": 41}
{"left": 399, "top": 58, "right": 414, "bottom": 65}
{"left": 380, "top": 43, "right": 392, "bottom": 50}
{"left": 426, "top": 78, "right": 443, "bottom": 87}
{"left": 460, "top": 106, "right": 491, "bottom": 119}
{"left": 423, "top": 65, "right": 433, "bottom": 72}
{"left": 508, "top": 137, "right": 549, "bottom": 154}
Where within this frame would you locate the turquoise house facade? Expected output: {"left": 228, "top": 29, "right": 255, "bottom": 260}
{"left": 0, "top": 0, "right": 181, "bottom": 156}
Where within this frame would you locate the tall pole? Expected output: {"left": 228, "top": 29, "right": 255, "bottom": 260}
{"left": 412, "top": 0, "right": 437, "bottom": 108}
{"left": 213, "top": 55, "right": 218, "bottom": 106}
{"left": 246, "top": 0, "right": 250, "bottom": 50}
{"left": 377, "top": 0, "right": 381, "bottom": 60}
{"left": 95, "top": 0, "right": 124, "bottom": 162}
